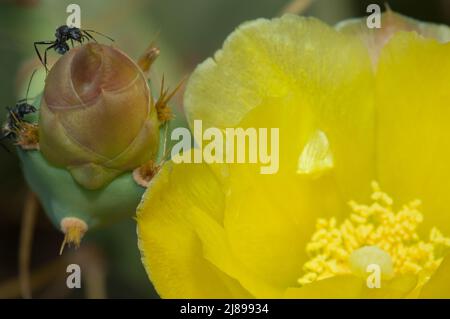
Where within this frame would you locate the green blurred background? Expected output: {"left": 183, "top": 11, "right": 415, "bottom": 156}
{"left": 0, "top": 0, "right": 448, "bottom": 299}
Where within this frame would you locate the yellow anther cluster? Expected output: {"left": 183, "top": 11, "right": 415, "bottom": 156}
{"left": 298, "top": 182, "right": 450, "bottom": 286}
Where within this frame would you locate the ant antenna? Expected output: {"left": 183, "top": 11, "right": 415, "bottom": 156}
{"left": 22, "top": 69, "right": 37, "bottom": 102}
{"left": 83, "top": 29, "right": 115, "bottom": 42}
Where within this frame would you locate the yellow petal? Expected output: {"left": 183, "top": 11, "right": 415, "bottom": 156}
{"left": 184, "top": 15, "right": 376, "bottom": 291}
{"left": 185, "top": 202, "right": 284, "bottom": 298}
{"left": 419, "top": 254, "right": 450, "bottom": 298}
{"left": 185, "top": 14, "right": 376, "bottom": 202}
{"left": 337, "top": 11, "right": 450, "bottom": 43}
{"left": 376, "top": 32, "right": 450, "bottom": 235}
{"left": 361, "top": 275, "right": 418, "bottom": 299}
{"left": 285, "top": 274, "right": 417, "bottom": 299}
{"left": 284, "top": 276, "right": 364, "bottom": 298}
{"left": 137, "top": 158, "right": 250, "bottom": 298}
{"left": 224, "top": 107, "right": 343, "bottom": 289}
{"left": 138, "top": 153, "right": 287, "bottom": 298}
{"left": 337, "top": 10, "right": 450, "bottom": 65}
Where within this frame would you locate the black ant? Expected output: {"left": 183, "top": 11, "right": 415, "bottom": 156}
{"left": 34, "top": 25, "right": 114, "bottom": 71}
{"left": 1, "top": 70, "right": 38, "bottom": 151}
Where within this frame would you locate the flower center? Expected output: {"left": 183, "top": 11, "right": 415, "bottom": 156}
{"left": 298, "top": 182, "right": 450, "bottom": 286}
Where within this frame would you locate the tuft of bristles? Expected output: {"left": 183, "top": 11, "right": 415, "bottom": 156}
{"left": 59, "top": 217, "right": 88, "bottom": 255}
{"left": 133, "top": 160, "right": 160, "bottom": 188}
{"left": 16, "top": 122, "right": 39, "bottom": 150}
{"left": 153, "top": 75, "right": 184, "bottom": 123}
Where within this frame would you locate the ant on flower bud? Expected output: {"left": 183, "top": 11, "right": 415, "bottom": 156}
{"left": 34, "top": 25, "right": 114, "bottom": 71}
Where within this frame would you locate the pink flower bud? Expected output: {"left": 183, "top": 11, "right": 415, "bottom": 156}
{"left": 39, "top": 43, "right": 159, "bottom": 189}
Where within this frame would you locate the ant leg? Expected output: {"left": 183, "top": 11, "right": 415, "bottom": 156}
{"left": 34, "top": 41, "right": 53, "bottom": 70}
{"left": 81, "top": 34, "right": 91, "bottom": 43}
{"left": 83, "top": 29, "right": 115, "bottom": 42}
{"left": 43, "top": 43, "right": 57, "bottom": 73}
{"left": 82, "top": 31, "right": 97, "bottom": 43}
{"left": 9, "top": 111, "right": 22, "bottom": 130}
{"left": 0, "top": 135, "right": 12, "bottom": 154}
{"left": 1, "top": 143, "right": 11, "bottom": 154}
{"left": 33, "top": 42, "right": 44, "bottom": 67}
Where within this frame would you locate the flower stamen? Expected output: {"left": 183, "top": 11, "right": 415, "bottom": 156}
{"left": 298, "top": 182, "right": 450, "bottom": 287}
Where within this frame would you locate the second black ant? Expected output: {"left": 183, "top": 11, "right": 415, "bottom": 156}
{"left": 1, "top": 70, "right": 38, "bottom": 152}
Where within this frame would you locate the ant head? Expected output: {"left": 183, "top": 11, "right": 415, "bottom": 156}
{"left": 16, "top": 102, "right": 36, "bottom": 114}
{"left": 68, "top": 27, "right": 82, "bottom": 41}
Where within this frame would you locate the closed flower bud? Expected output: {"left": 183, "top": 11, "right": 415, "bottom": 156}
{"left": 39, "top": 43, "right": 159, "bottom": 189}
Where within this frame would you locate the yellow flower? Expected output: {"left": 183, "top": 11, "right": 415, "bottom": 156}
{"left": 137, "top": 13, "right": 450, "bottom": 298}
